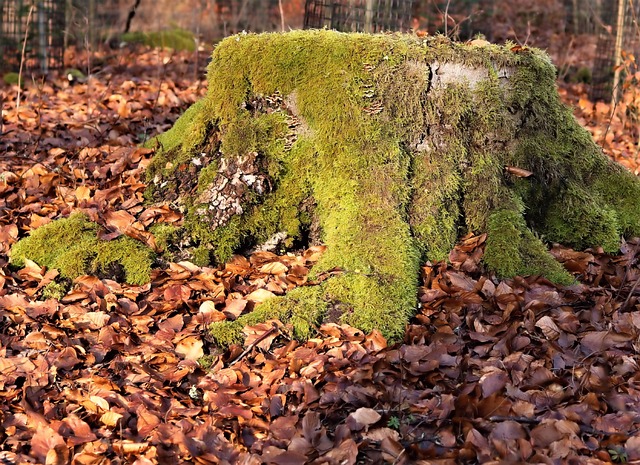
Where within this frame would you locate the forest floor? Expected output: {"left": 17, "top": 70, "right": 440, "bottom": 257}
{"left": 2, "top": 38, "right": 640, "bottom": 464}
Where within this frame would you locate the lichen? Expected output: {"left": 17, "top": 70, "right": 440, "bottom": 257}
{"left": 145, "top": 31, "right": 640, "bottom": 345}
{"left": 10, "top": 213, "right": 154, "bottom": 285}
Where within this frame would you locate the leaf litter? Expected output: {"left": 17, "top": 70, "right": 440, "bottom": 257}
{"left": 2, "top": 45, "right": 640, "bottom": 464}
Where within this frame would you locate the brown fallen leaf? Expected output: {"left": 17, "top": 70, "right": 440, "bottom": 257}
{"left": 112, "top": 441, "right": 149, "bottom": 455}
{"left": 346, "top": 407, "right": 381, "bottom": 431}
{"left": 222, "top": 298, "right": 248, "bottom": 319}
{"left": 75, "top": 185, "right": 91, "bottom": 201}
{"left": 104, "top": 209, "right": 136, "bottom": 233}
{"left": 100, "top": 410, "right": 123, "bottom": 427}
{"left": 30, "top": 426, "right": 66, "bottom": 463}
{"left": 535, "top": 315, "right": 561, "bottom": 341}
{"left": 175, "top": 335, "right": 204, "bottom": 361}
{"left": 505, "top": 166, "right": 533, "bottom": 177}
{"left": 260, "top": 261, "right": 288, "bottom": 275}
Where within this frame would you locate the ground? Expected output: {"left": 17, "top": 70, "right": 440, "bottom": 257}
{"left": 3, "top": 36, "right": 640, "bottom": 464}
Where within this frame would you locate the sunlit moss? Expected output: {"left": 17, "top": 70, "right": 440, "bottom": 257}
{"left": 42, "top": 281, "right": 69, "bottom": 301}
{"left": 197, "top": 355, "right": 217, "bottom": 371}
{"left": 209, "top": 286, "right": 328, "bottom": 346}
{"left": 149, "top": 222, "right": 180, "bottom": 254}
{"left": 10, "top": 213, "right": 154, "bottom": 285}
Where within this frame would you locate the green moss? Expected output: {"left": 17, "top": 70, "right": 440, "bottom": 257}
{"left": 42, "top": 281, "right": 69, "bottom": 301}
{"left": 484, "top": 208, "right": 573, "bottom": 285}
{"left": 64, "top": 68, "right": 86, "bottom": 81}
{"left": 192, "top": 245, "right": 211, "bottom": 266}
{"left": 94, "top": 236, "right": 154, "bottom": 285}
{"left": 540, "top": 182, "right": 621, "bottom": 253}
{"left": 409, "top": 145, "right": 463, "bottom": 261}
{"left": 210, "top": 286, "right": 328, "bottom": 346}
{"left": 145, "top": 31, "right": 640, "bottom": 346}
{"left": 196, "top": 164, "right": 219, "bottom": 194}
{"left": 121, "top": 28, "right": 195, "bottom": 51}
{"left": 149, "top": 223, "right": 180, "bottom": 254}
{"left": 197, "top": 355, "right": 217, "bottom": 371}
{"left": 3, "top": 72, "right": 22, "bottom": 86}
{"left": 145, "top": 100, "right": 212, "bottom": 181}
{"left": 10, "top": 213, "right": 154, "bottom": 285}
{"left": 571, "top": 66, "right": 592, "bottom": 84}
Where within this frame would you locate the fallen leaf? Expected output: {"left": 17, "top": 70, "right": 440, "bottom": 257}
{"left": 246, "top": 288, "right": 276, "bottom": 303}
{"left": 175, "top": 335, "right": 204, "bottom": 361}
{"left": 535, "top": 315, "right": 561, "bottom": 340}
{"left": 100, "top": 411, "right": 123, "bottom": 427}
{"left": 346, "top": 407, "right": 381, "bottom": 431}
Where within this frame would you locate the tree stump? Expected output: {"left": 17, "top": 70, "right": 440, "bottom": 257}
{"left": 13, "top": 31, "right": 640, "bottom": 345}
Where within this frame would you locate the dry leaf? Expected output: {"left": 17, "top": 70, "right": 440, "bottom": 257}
{"left": 175, "top": 335, "right": 204, "bottom": 361}
{"left": 100, "top": 410, "right": 123, "bottom": 427}
{"left": 346, "top": 407, "right": 381, "bottom": 431}
{"left": 245, "top": 288, "right": 276, "bottom": 303}
{"left": 75, "top": 185, "right": 91, "bottom": 201}
{"left": 222, "top": 298, "right": 248, "bottom": 319}
{"left": 505, "top": 166, "right": 533, "bottom": 177}
{"left": 535, "top": 315, "right": 561, "bottom": 340}
{"left": 259, "top": 261, "right": 288, "bottom": 275}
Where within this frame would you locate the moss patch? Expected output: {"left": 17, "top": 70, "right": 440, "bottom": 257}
{"left": 146, "top": 31, "right": 640, "bottom": 345}
{"left": 10, "top": 213, "right": 154, "bottom": 285}
{"left": 121, "top": 28, "right": 196, "bottom": 52}
{"left": 3, "top": 72, "right": 22, "bottom": 87}
{"left": 42, "top": 281, "right": 69, "bottom": 301}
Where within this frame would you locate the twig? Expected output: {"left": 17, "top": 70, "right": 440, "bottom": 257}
{"left": 17, "top": 5, "right": 35, "bottom": 110}
{"left": 620, "top": 275, "right": 640, "bottom": 312}
{"left": 278, "top": 0, "right": 285, "bottom": 32}
{"left": 489, "top": 415, "right": 540, "bottom": 424}
{"left": 444, "top": 0, "right": 451, "bottom": 37}
{"left": 228, "top": 322, "right": 279, "bottom": 366}
{"left": 391, "top": 448, "right": 406, "bottom": 465}
{"left": 124, "top": 0, "right": 142, "bottom": 34}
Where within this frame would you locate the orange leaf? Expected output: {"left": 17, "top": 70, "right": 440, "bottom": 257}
{"left": 104, "top": 210, "right": 136, "bottom": 233}
{"left": 112, "top": 441, "right": 149, "bottom": 454}
{"left": 30, "top": 426, "right": 66, "bottom": 463}
{"left": 75, "top": 185, "right": 91, "bottom": 201}
{"left": 163, "top": 284, "right": 191, "bottom": 302}
{"left": 100, "top": 410, "right": 123, "bottom": 427}
{"left": 175, "top": 335, "right": 204, "bottom": 361}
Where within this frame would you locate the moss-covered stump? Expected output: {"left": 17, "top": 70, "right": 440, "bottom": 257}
{"left": 144, "top": 30, "right": 640, "bottom": 344}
